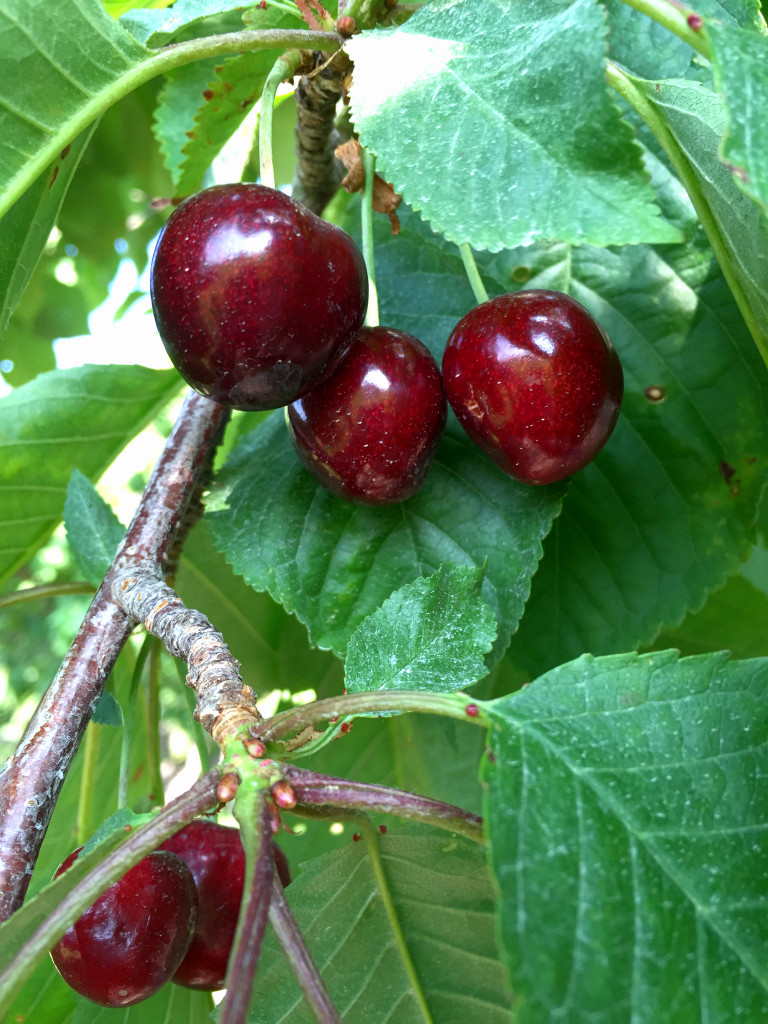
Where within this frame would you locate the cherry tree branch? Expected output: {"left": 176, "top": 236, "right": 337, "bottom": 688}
{"left": 285, "top": 766, "right": 484, "bottom": 843}
{"left": 0, "top": 392, "right": 229, "bottom": 921}
{"left": 111, "top": 567, "right": 262, "bottom": 742}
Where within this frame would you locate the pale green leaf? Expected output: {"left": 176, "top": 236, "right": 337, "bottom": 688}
{"left": 0, "top": 364, "right": 181, "bottom": 586}
{"left": 63, "top": 468, "right": 125, "bottom": 585}
{"left": 0, "top": 0, "right": 151, "bottom": 218}
{"left": 482, "top": 650, "right": 768, "bottom": 1023}
{"left": 708, "top": 21, "right": 768, "bottom": 215}
{"left": 346, "top": 0, "right": 680, "bottom": 250}
{"left": 0, "top": 126, "right": 96, "bottom": 333}
{"left": 345, "top": 563, "right": 496, "bottom": 693}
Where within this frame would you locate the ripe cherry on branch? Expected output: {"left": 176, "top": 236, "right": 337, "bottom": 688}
{"left": 442, "top": 290, "right": 623, "bottom": 485}
{"left": 159, "top": 820, "right": 291, "bottom": 991}
{"left": 288, "top": 325, "right": 447, "bottom": 504}
{"left": 49, "top": 848, "right": 198, "bottom": 1008}
{"left": 150, "top": 184, "right": 368, "bottom": 411}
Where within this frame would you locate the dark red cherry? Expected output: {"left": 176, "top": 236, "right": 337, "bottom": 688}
{"left": 50, "top": 847, "right": 197, "bottom": 1007}
{"left": 159, "top": 820, "right": 291, "bottom": 991}
{"left": 442, "top": 290, "right": 623, "bottom": 485}
{"left": 288, "top": 325, "right": 447, "bottom": 505}
{"left": 150, "top": 184, "right": 368, "bottom": 410}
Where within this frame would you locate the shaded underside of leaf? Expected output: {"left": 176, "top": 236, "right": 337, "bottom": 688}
{"left": 0, "top": 0, "right": 150, "bottom": 217}
{"left": 0, "top": 364, "right": 181, "bottom": 586}
{"left": 347, "top": 0, "right": 680, "bottom": 250}
{"left": 482, "top": 649, "right": 768, "bottom": 1024}
{"left": 248, "top": 829, "right": 511, "bottom": 1024}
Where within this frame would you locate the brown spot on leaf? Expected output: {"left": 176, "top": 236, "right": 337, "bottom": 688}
{"left": 203, "top": 89, "right": 215, "bottom": 100}
{"left": 60, "top": 145, "right": 71, "bottom": 160}
{"left": 48, "top": 166, "right": 59, "bottom": 188}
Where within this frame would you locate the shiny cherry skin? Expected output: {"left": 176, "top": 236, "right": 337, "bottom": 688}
{"left": 150, "top": 184, "right": 368, "bottom": 411}
{"left": 50, "top": 848, "right": 197, "bottom": 1007}
{"left": 442, "top": 290, "right": 623, "bottom": 485}
{"left": 288, "top": 326, "right": 447, "bottom": 505}
{"left": 159, "top": 820, "right": 291, "bottom": 991}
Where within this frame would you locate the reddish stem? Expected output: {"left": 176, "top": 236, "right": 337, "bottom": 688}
{"left": 0, "top": 392, "right": 229, "bottom": 921}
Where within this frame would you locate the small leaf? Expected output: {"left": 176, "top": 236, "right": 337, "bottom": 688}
{"left": 248, "top": 829, "right": 511, "bottom": 1023}
{"left": 0, "top": 125, "right": 96, "bottom": 333}
{"left": 482, "top": 650, "right": 768, "bottom": 1023}
{"left": 0, "top": 364, "right": 181, "bottom": 587}
{"left": 120, "top": 0, "right": 261, "bottom": 46}
{"left": 345, "top": 563, "right": 496, "bottom": 694}
{"left": 91, "top": 690, "right": 123, "bottom": 728}
{"left": 64, "top": 469, "right": 125, "bottom": 586}
{"left": 708, "top": 20, "right": 768, "bottom": 215}
{"left": 347, "top": 0, "right": 680, "bottom": 251}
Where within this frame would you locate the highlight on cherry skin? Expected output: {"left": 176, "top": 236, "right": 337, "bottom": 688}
{"left": 442, "top": 289, "right": 624, "bottom": 485}
{"left": 49, "top": 847, "right": 198, "bottom": 1008}
{"left": 288, "top": 325, "right": 447, "bottom": 505}
{"left": 159, "top": 819, "right": 291, "bottom": 991}
{"left": 150, "top": 183, "right": 368, "bottom": 411}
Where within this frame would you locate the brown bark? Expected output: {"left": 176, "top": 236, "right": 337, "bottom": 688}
{"left": 0, "top": 392, "right": 229, "bottom": 921}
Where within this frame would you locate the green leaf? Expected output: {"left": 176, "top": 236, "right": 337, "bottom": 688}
{"left": 630, "top": 76, "right": 768, "bottom": 356}
{"left": 207, "top": 412, "right": 562, "bottom": 663}
{"left": 708, "top": 20, "right": 768, "bottom": 216}
{"left": 0, "top": 323, "right": 56, "bottom": 387}
{"left": 120, "top": 0, "right": 263, "bottom": 46}
{"left": 0, "top": 0, "right": 151, "bottom": 218}
{"left": 482, "top": 650, "right": 768, "bottom": 1023}
{"left": 248, "top": 829, "right": 511, "bottom": 1023}
{"left": 0, "top": 125, "right": 96, "bottom": 333}
{"left": 153, "top": 58, "right": 221, "bottom": 185}
{"left": 70, "top": 981, "right": 213, "bottom": 1022}
{"left": 4, "top": 957, "right": 76, "bottom": 1024}
{"left": 346, "top": 0, "right": 680, "bottom": 251}
{"left": 495, "top": 236, "right": 768, "bottom": 674}
{"left": 345, "top": 563, "right": 496, "bottom": 694}
{"left": 171, "top": 50, "right": 277, "bottom": 197}
{"left": 175, "top": 520, "right": 343, "bottom": 699}
{"left": 0, "top": 364, "right": 181, "bottom": 587}
{"left": 64, "top": 469, "right": 125, "bottom": 586}
{"left": 91, "top": 689, "right": 123, "bottom": 727}
{"left": 604, "top": 0, "right": 694, "bottom": 81}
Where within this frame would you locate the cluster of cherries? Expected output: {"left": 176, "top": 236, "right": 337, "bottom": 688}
{"left": 50, "top": 820, "right": 290, "bottom": 1007}
{"left": 150, "top": 185, "right": 623, "bottom": 500}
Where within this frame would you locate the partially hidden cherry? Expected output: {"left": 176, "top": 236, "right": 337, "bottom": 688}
{"left": 442, "top": 290, "right": 623, "bottom": 485}
{"left": 288, "top": 325, "right": 447, "bottom": 504}
{"left": 159, "top": 820, "right": 291, "bottom": 991}
{"left": 150, "top": 184, "right": 368, "bottom": 411}
{"left": 50, "top": 847, "right": 197, "bottom": 1008}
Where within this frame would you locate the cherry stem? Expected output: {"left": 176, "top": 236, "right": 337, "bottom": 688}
{"left": 0, "top": 771, "right": 220, "bottom": 1013}
{"left": 0, "top": 581, "right": 94, "bottom": 610}
{"left": 285, "top": 766, "right": 484, "bottom": 843}
{"left": 222, "top": 794, "right": 275, "bottom": 1024}
{"left": 458, "top": 243, "right": 489, "bottom": 305}
{"left": 254, "top": 690, "right": 488, "bottom": 744}
{"left": 259, "top": 51, "right": 302, "bottom": 189}
{"left": 617, "top": 0, "right": 710, "bottom": 57}
{"left": 269, "top": 878, "right": 342, "bottom": 1024}
{"left": 362, "top": 147, "right": 380, "bottom": 327}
